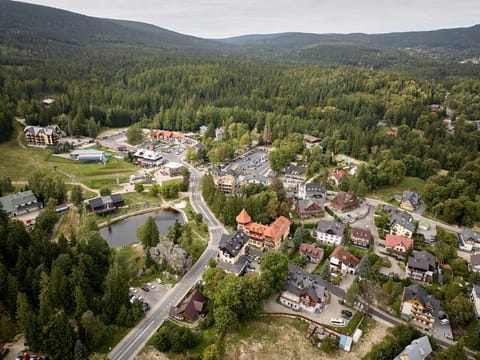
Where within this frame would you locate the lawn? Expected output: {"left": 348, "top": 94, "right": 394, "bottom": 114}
{"left": 368, "top": 176, "right": 426, "bottom": 202}
{"left": 0, "top": 136, "right": 138, "bottom": 189}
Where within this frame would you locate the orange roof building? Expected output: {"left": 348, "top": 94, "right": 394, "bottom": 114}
{"left": 385, "top": 234, "right": 413, "bottom": 256}
{"left": 236, "top": 208, "right": 291, "bottom": 251}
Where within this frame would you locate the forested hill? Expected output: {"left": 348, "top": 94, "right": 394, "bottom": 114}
{"left": 0, "top": 0, "right": 225, "bottom": 54}
{"left": 220, "top": 25, "right": 480, "bottom": 64}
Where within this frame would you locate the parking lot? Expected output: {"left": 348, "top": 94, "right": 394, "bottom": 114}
{"left": 129, "top": 281, "right": 172, "bottom": 311}
{"left": 224, "top": 148, "right": 270, "bottom": 177}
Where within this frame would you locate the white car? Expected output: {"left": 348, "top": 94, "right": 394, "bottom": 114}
{"left": 330, "top": 318, "right": 346, "bottom": 326}
{"left": 129, "top": 287, "right": 137, "bottom": 293}
{"left": 147, "top": 282, "right": 155, "bottom": 289}
{"left": 156, "top": 278, "right": 163, "bottom": 284}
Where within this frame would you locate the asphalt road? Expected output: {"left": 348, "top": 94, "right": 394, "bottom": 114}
{"left": 110, "top": 164, "right": 227, "bottom": 360}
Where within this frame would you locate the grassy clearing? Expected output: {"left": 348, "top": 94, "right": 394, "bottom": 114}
{"left": 54, "top": 207, "right": 80, "bottom": 241}
{"left": 369, "top": 176, "right": 426, "bottom": 202}
{"left": 122, "top": 191, "right": 162, "bottom": 206}
{"left": 0, "top": 136, "right": 138, "bottom": 189}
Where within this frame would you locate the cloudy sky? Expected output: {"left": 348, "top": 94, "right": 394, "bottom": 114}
{"left": 23, "top": 0, "right": 480, "bottom": 38}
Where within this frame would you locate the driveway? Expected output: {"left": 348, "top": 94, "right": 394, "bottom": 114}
{"left": 263, "top": 294, "right": 355, "bottom": 327}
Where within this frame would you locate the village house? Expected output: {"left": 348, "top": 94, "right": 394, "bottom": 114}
{"left": 213, "top": 174, "right": 236, "bottom": 194}
{"left": 217, "top": 230, "right": 249, "bottom": 275}
{"left": 303, "top": 134, "right": 322, "bottom": 149}
{"left": 471, "top": 285, "right": 480, "bottom": 318}
{"left": 297, "top": 182, "right": 326, "bottom": 200}
{"left": 215, "top": 126, "right": 225, "bottom": 140}
{"left": 169, "top": 290, "right": 207, "bottom": 321}
{"left": 279, "top": 264, "right": 329, "bottom": 313}
{"left": 151, "top": 130, "right": 185, "bottom": 144}
{"left": 236, "top": 208, "right": 291, "bottom": 251}
{"left": 0, "top": 190, "right": 42, "bottom": 217}
{"left": 24, "top": 125, "right": 62, "bottom": 146}
{"left": 393, "top": 336, "right": 432, "bottom": 360}
{"left": 397, "top": 190, "right": 421, "bottom": 212}
{"left": 299, "top": 243, "right": 325, "bottom": 263}
{"left": 401, "top": 285, "right": 440, "bottom": 330}
{"left": 385, "top": 234, "right": 413, "bottom": 257}
{"left": 296, "top": 198, "right": 325, "bottom": 219}
{"left": 470, "top": 253, "right": 480, "bottom": 273}
{"left": 329, "top": 246, "right": 360, "bottom": 275}
{"left": 406, "top": 250, "right": 436, "bottom": 283}
{"left": 88, "top": 194, "right": 124, "bottom": 215}
{"left": 316, "top": 219, "right": 345, "bottom": 246}
{"left": 327, "top": 169, "right": 347, "bottom": 186}
{"left": 459, "top": 229, "right": 480, "bottom": 252}
{"left": 238, "top": 174, "right": 269, "bottom": 187}
{"left": 133, "top": 148, "right": 164, "bottom": 167}
{"left": 330, "top": 191, "right": 360, "bottom": 213}
{"left": 350, "top": 227, "right": 373, "bottom": 248}
{"left": 389, "top": 211, "right": 415, "bottom": 239}
{"left": 162, "top": 161, "right": 186, "bottom": 176}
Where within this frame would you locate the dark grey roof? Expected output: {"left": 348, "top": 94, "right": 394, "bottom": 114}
{"left": 89, "top": 193, "right": 123, "bottom": 208}
{"left": 393, "top": 335, "right": 432, "bottom": 360}
{"left": 0, "top": 190, "right": 38, "bottom": 214}
{"left": 316, "top": 219, "right": 344, "bottom": 237}
{"left": 407, "top": 250, "right": 436, "bottom": 271}
{"left": 110, "top": 193, "right": 123, "bottom": 203}
{"left": 460, "top": 229, "right": 480, "bottom": 243}
{"left": 402, "top": 190, "right": 420, "bottom": 208}
{"left": 88, "top": 197, "right": 104, "bottom": 208}
{"left": 390, "top": 211, "right": 415, "bottom": 232}
{"left": 403, "top": 285, "right": 440, "bottom": 317}
{"left": 304, "top": 182, "right": 326, "bottom": 197}
{"left": 283, "top": 264, "right": 326, "bottom": 303}
{"left": 219, "top": 230, "right": 249, "bottom": 258}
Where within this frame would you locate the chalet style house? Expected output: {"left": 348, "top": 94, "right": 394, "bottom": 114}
{"left": 401, "top": 285, "right": 440, "bottom": 330}
{"left": 151, "top": 130, "right": 185, "bottom": 143}
{"left": 299, "top": 243, "right": 325, "bottom": 263}
{"left": 316, "top": 219, "right": 345, "bottom": 246}
{"left": 350, "top": 227, "right": 373, "bottom": 248}
{"left": 217, "top": 230, "right": 249, "bottom": 275}
{"left": 399, "top": 190, "right": 421, "bottom": 211}
{"left": 88, "top": 194, "right": 124, "bottom": 215}
{"left": 327, "top": 169, "right": 347, "bottom": 186}
{"left": 280, "top": 264, "right": 329, "bottom": 313}
{"left": 236, "top": 208, "right": 291, "bottom": 251}
{"left": 213, "top": 174, "right": 236, "bottom": 194}
{"left": 330, "top": 191, "right": 360, "bottom": 213}
{"left": 385, "top": 234, "right": 413, "bottom": 257}
{"left": 24, "top": 125, "right": 62, "bottom": 146}
{"left": 0, "top": 190, "right": 41, "bottom": 217}
{"left": 169, "top": 290, "right": 207, "bottom": 321}
{"left": 389, "top": 211, "right": 415, "bottom": 239}
{"left": 296, "top": 198, "right": 325, "bottom": 219}
{"left": 329, "top": 246, "right": 360, "bottom": 275}
{"left": 406, "top": 251, "right": 436, "bottom": 283}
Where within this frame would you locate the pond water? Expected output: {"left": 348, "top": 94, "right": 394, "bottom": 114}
{"left": 99, "top": 209, "right": 184, "bottom": 248}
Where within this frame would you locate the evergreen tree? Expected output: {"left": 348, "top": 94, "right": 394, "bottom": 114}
{"left": 319, "top": 261, "right": 331, "bottom": 281}
{"left": 136, "top": 216, "right": 159, "bottom": 248}
{"left": 356, "top": 255, "right": 370, "bottom": 279}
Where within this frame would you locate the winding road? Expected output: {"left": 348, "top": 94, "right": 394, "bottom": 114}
{"left": 109, "top": 166, "right": 227, "bottom": 360}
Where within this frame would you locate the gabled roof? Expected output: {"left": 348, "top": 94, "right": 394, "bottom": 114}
{"left": 170, "top": 289, "right": 206, "bottom": 320}
{"left": 351, "top": 227, "right": 373, "bottom": 240}
{"left": 461, "top": 229, "right": 480, "bottom": 243}
{"left": 219, "top": 230, "right": 249, "bottom": 258}
{"left": 236, "top": 208, "right": 252, "bottom": 224}
{"left": 385, "top": 234, "right": 413, "bottom": 250}
{"left": 283, "top": 265, "right": 326, "bottom": 303}
{"left": 0, "top": 190, "right": 38, "bottom": 214}
{"left": 393, "top": 335, "right": 432, "bottom": 360}
{"left": 407, "top": 250, "right": 435, "bottom": 271}
{"left": 297, "top": 198, "right": 324, "bottom": 213}
{"left": 329, "top": 246, "right": 360, "bottom": 268}
{"left": 268, "top": 216, "right": 291, "bottom": 242}
{"left": 470, "top": 253, "right": 480, "bottom": 267}
{"left": 331, "top": 191, "right": 360, "bottom": 210}
{"left": 299, "top": 243, "right": 324, "bottom": 260}
{"left": 327, "top": 169, "right": 346, "bottom": 182}
{"left": 390, "top": 212, "right": 415, "bottom": 232}
{"left": 316, "top": 219, "right": 344, "bottom": 237}
{"left": 401, "top": 190, "right": 420, "bottom": 207}
{"left": 402, "top": 285, "right": 440, "bottom": 317}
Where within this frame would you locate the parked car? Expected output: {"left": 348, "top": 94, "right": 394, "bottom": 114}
{"left": 141, "top": 285, "right": 150, "bottom": 292}
{"left": 330, "top": 318, "right": 346, "bottom": 327}
{"left": 142, "top": 302, "right": 150, "bottom": 312}
{"left": 129, "top": 287, "right": 137, "bottom": 293}
{"left": 156, "top": 278, "right": 163, "bottom": 284}
{"left": 341, "top": 310, "right": 353, "bottom": 319}
{"left": 146, "top": 282, "right": 155, "bottom": 289}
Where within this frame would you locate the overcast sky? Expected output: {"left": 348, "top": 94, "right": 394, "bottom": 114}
{"left": 22, "top": 0, "right": 480, "bottom": 38}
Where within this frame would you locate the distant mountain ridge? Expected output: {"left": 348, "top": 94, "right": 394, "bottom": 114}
{"left": 1, "top": 0, "right": 479, "bottom": 66}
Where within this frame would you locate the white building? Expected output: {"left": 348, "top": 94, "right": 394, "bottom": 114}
{"left": 316, "top": 219, "right": 345, "bottom": 246}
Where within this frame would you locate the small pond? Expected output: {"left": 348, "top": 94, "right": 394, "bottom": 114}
{"left": 99, "top": 209, "right": 184, "bottom": 248}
